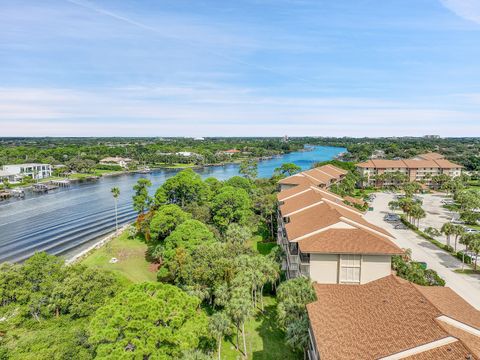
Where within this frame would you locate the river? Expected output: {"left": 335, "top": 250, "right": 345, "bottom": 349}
{"left": 0, "top": 146, "right": 345, "bottom": 263}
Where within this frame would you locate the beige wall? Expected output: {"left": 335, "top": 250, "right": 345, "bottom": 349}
{"left": 309, "top": 254, "right": 338, "bottom": 284}
{"left": 308, "top": 253, "right": 392, "bottom": 284}
{"left": 360, "top": 255, "right": 392, "bottom": 284}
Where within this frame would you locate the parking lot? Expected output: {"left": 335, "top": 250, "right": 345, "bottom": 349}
{"left": 364, "top": 192, "right": 480, "bottom": 309}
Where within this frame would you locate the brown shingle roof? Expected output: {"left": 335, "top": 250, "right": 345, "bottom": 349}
{"left": 297, "top": 228, "right": 403, "bottom": 255}
{"left": 277, "top": 184, "right": 311, "bottom": 202}
{"left": 404, "top": 340, "right": 475, "bottom": 360}
{"left": 285, "top": 203, "right": 342, "bottom": 239}
{"left": 279, "top": 187, "right": 358, "bottom": 216}
{"left": 284, "top": 200, "right": 392, "bottom": 240}
{"left": 278, "top": 174, "right": 317, "bottom": 187}
{"left": 277, "top": 164, "right": 347, "bottom": 188}
{"left": 433, "top": 159, "right": 463, "bottom": 169}
{"left": 414, "top": 285, "right": 480, "bottom": 329}
{"left": 307, "top": 275, "right": 479, "bottom": 360}
{"left": 416, "top": 152, "right": 444, "bottom": 161}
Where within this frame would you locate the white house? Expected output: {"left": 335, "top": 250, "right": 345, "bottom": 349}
{"left": 2, "top": 163, "right": 52, "bottom": 181}
{"left": 99, "top": 157, "right": 132, "bottom": 169}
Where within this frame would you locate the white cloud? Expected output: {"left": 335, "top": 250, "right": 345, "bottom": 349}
{"left": 440, "top": 0, "right": 480, "bottom": 24}
{"left": 0, "top": 86, "right": 478, "bottom": 137}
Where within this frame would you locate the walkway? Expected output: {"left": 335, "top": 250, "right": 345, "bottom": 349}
{"left": 365, "top": 192, "right": 480, "bottom": 310}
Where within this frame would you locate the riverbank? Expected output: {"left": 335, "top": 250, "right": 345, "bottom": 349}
{"left": 0, "top": 145, "right": 346, "bottom": 264}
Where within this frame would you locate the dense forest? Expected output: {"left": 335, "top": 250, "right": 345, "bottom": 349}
{"left": 0, "top": 137, "right": 302, "bottom": 169}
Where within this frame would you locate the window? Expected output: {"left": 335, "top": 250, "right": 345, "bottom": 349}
{"left": 339, "top": 255, "right": 361, "bottom": 283}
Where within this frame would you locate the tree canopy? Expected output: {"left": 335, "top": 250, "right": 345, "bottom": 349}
{"left": 89, "top": 282, "right": 209, "bottom": 359}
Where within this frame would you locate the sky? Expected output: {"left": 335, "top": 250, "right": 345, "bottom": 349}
{"left": 0, "top": 0, "right": 479, "bottom": 137}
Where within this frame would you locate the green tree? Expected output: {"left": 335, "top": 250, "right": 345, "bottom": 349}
{"left": 211, "top": 186, "right": 252, "bottom": 232}
{"left": 239, "top": 159, "right": 258, "bottom": 180}
{"left": 277, "top": 277, "right": 316, "bottom": 358}
{"left": 155, "top": 169, "right": 209, "bottom": 207}
{"left": 441, "top": 222, "right": 455, "bottom": 248}
{"left": 89, "top": 282, "right": 209, "bottom": 359}
{"left": 149, "top": 204, "right": 191, "bottom": 241}
{"left": 274, "top": 163, "right": 301, "bottom": 177}
{"left": 452, "top": 224, "right": 465, "bottom": 252}
{"left": 132, "top": 178, "right": 152, "bottom": 214}
{"left": 110, "top": 187, "right": 120, "bottom": 231}
{"left": 226, "top": 287, "right": 252, "bottom": 357}
{"left": 224, "top": 223, "right": 252, "bottom": 245}
{"left": 460, "top": 233, "right": 480, "bottom": 270}
{"left": 209, "top": 312, "right": 232, "bottom": 360}
{"left": 50, "top": 265, "right": 120, "bottom": 318}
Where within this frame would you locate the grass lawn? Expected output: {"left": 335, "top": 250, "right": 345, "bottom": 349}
{"left": 221, "top": 296, "right": 301, "bottom": 360}
{"left": 454, "top": 268, "right": 480, "bottom": 275}
{"left": 81, "top": 231, "right": 156, "bottom": 284}
{"left": 154, "top": 163, "right": 197, "bottom": 169}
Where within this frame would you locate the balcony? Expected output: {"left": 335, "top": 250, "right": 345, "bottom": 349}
{"left": 300, "top": 264, "right": 310, "bottom": 277}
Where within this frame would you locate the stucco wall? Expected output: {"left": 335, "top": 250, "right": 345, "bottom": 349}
{"left": 309, "top": 254, "right": 338, "bottom": 284}
{"left": 360, "top": 255, "right": 391, "bottom": 284}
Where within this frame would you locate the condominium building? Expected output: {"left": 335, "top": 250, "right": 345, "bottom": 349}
{"left": 356, "top": 153, "right": 462, "bottom": 188}
{"left": 307, "top": 275, "right": 480, "bottom": 360}
{"left": 277, "top": 165, "right": 402, "bottom": 284}
{"left": 278, "top": 164, "right": 347, "bottom": 191}
{"left": 2, "top": 163, "right": 52, "bottom": 181}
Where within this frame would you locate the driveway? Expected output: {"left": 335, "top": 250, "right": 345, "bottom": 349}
{"left": 365, "top": 192, "right": 480, "bottom": 310}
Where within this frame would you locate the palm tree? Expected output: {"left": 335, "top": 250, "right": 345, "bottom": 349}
{"left": 452, "top": 225, "right": 465, "bottom": 252}
{"left": 111, "top": 187, "right": 120, "bottom": 232}
{"left": 209, "top": 312, "right": 232, "bottom": 360}
{"left": 441, "top": 222, "right": 455, "bottom": 248}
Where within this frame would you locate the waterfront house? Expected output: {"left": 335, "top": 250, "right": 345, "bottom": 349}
{"left": 0, "top": 169, "right": 21, "bottom": 183}
{"left": 356, "top": 153, "right": 462, "bottom": 188}
{"left": 2, "top": 163, "right": 52, "bottom": 181}
{"left": 99, "top": 156, "right": 132, "bottom": 169}
{"left": 306, "top": 275, "right": 480, "bottom": 360}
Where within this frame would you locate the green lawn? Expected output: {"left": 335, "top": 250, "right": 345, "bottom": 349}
{"left": 81, "top": 231, "right": 156, "bottom": 284}
{"left": 154, "top": 163, "right": 197, "bottom": 169}
{"left": 454, "top": 268, "right": 480, "bottom": 275}
{"left": 221, "top": 296, "right": 301, "bottom": 360}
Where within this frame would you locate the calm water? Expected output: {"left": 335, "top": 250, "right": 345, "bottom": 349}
{"left": 0, "top": 146, "right": 345, "bottom": 262}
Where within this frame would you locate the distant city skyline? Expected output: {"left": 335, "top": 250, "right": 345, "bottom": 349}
{"left": 1, "top": 0, "right": 479, "bottom": 136}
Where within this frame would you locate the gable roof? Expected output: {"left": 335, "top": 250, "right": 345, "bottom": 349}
{"left": 416, "top": 152, "right": 445, "bottom": 160}
{"left": 284, "top": 200, "right": 392, "bottom": 240}
{"left": 298, "top": 228, "right": 403, "bottom": 255}
{"left": 278, "top": 164, "right": 346, "bottom": 188}
{"left": 307, "top": 275, "right": 480, "bottom": 360}
{"left": 357, "top": 158, "right": 462, "bottom": 170}
{"left": 278, "top": 187, "right": 357, "bottom": 216}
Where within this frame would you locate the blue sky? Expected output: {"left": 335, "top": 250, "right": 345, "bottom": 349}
{"left": 1, "top": 0, "right": 479, "bottom": 137}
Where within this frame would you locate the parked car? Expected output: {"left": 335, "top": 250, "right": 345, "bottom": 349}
{"left": 384, "top": 213, "right": 401, "bottom": 222}
{"left": 451, "top": 218, "right": 465, "bottom": 225}
{"left": 394, "top": 223, "right": 408, "bottom": 230}
{"left": 464, "top": 228, "right": 479, "bottom": 234}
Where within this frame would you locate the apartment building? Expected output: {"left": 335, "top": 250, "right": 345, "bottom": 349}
{"left": 278, "top": 164, "right": 347, "bottom": 191}
{"left": 306, "top": 275, "right": 480, "bottom": 360}
{"left": 276, "top": 165, "right": 402, "bottom": 284}
{"left": 2, "top": 163, "right": 52, "bottom": 181}
{"left": 356, "top": 153, "right": 462, "bottom": 188}
{"left": 277, "top": 185, "right": 402, "bottom": 283}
